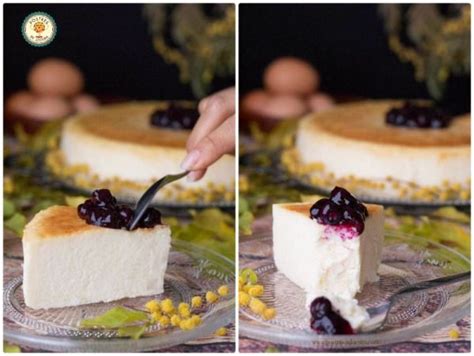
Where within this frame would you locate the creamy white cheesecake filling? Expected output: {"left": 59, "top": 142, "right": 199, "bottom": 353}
{"left": 272, "top": 202, "right": 384, "bottom": 330}
{"left": 61, "top": 120, "right": 235, "bottom": 191}
{"left": 23, "top": 225, "right": 171, "bottom": 309}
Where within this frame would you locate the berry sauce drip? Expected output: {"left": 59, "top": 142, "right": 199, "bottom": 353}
{"left": 385, "top": 102, "right": 451, "bottom": 129}
{"left": 150, "top": 102, "right": 199, "bottom": 130}
{"left": 77, "top": 189, "right": 162, "bottom": 230}
{"left": 310, "top": 297, "right": 354, "bottom": 335}
{"left": 310, "top": 186, "right": 368, "bottom": 234}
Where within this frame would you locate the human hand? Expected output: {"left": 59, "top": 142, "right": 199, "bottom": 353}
{"left": 180, "top": 87, "right": 235, "bottom": 182}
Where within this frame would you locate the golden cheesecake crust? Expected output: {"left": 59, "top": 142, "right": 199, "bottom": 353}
{"left": 23, "top": 205, "right": 167, "bottom": 240}
{"left": 67, "top": 101, "right": 196, "bottom": 148}
{"left": 278, "top": 202, "right": 382, "bottom": 216}
{"left": 303, "top": 100, "right": 470, "bottom": 147}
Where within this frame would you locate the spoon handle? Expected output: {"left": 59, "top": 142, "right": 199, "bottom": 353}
{"left": 128, "top": 171, "right": 189, "bottom": 230}
{"left": 391, "top": 271, "right": 470, "bottom": 301}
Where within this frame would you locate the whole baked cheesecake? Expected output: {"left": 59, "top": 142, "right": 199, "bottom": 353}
{"left": 47, "top": 101, "right": 235, "bottom": 204}
{"left": 283, "top": 100, "right": 470, "bottom": 202}
{"left": 273, "top": 187, "right": 384, "bottom": 333}
{"left": 23, "top": 190, "right": 170, "bottom": 309}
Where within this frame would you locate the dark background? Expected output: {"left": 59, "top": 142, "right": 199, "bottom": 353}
{"left": 4, "top": 4, "right": 234, "bottom": 100}
{"left": 239, "top": 4, "right": 470, "bottom": 113}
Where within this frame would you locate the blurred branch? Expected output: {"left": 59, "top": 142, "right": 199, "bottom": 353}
{"left": 143, "top": 4, "right": 235, "bottom": 98}
{"left": 379, "top": 4, "right": 470, "bottom": 99}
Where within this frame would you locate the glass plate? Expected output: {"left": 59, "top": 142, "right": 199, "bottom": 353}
{"left": 239, "top": 231, "right": 470, "bottom": 349}
{"left": 4, "top": 240, "right": 235, "bottom": 352}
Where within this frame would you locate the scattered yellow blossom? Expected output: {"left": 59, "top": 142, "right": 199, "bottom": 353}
{"left": 214, "top": 327, "right": 228, "bottom": 336}
{"left": 206, "top": 291, "right": 219, "bottom": 304}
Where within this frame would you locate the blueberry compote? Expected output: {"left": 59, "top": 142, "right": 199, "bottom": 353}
{"left": 77, "top": 189, "right": 162, "bottom": 230}
{"left": 310, "top": 297, "right": 354, "bottom": 335}
{"left": 385, "top": 102, "right": 451, "bottom": 129}
{"left": 310, "top": 187, "right": 368, "bottom": 234}
{"left": 150, "top": 102, "right": 199, "bottom": 130}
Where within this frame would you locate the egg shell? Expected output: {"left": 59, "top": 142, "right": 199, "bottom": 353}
{"left": 264, "top": 57, "right": 319, "bottom": 96}
{"left": 23, "top": 96, "right": 73, "bottom": 121}
{"left": 260, "top": 94, "right": 308, "bottom": 119}
{"left": 28, "top": 58, "right": 84, "bottom": 97}
{"left": 307, "top": 93, "right": 335, "bottom": 113}
{"left": 72, "top": 94, "right": 100, "bottom": 113}
{"left": 6, "top": 90, "right": 36, "bottom": 117}
{"left": 241, "top": 89, "right": 270, "bottom": 114}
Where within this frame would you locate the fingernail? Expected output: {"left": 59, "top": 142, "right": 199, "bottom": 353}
{"left": 180, "top": 150, "right": 200, "bottom": 171}
{"left": 187, "top": 171, "right": 199, "bottom": 182}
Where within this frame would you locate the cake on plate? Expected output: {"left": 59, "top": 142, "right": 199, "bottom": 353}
{"left": 47, "top": 101, "right": 235, "bottom": 204}
{"left": 283, "top": 100, "right": 470, "bottom": 202}
{"left": 273, "top": 187, "right": 384, "bottom": 333}
{"left": 23, "top": 189, "right": 170, "bottom": 309}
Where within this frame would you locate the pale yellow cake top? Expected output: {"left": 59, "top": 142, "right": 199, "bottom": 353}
{"left": 23, "top": 205, "right": 167, "bottom": 240}
{"left": 301, "top": 100, "right": 470, "bottom": 147}
{"left": 64, "top": 101, "right": 196, "bottom": 149}
{"left": 275, "top": 202, "right": 383, "bottom": 217}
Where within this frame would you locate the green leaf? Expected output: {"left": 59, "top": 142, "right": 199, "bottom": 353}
{"left": 432, "top": 207, "right": 470, "bottom": 223}
{"left": 265, "top": 345, "right": 280, "bottom": 353}
{"left": 80, "top": 306, "right": 149, "bottom": 329}
{"left": 4, "top": 342, "right": 21, "bottom": 353}
{"left": 64, "top": 195, "right": 88, "bottom": 207}
{"left": 117, "top": 325, "right": 147, "bottom": 340}
{"left": 169, "top": 208, "right": 235, "bottom": 261}
{"left": 240, "top": 268, "right": 258, "bottom": 285}
{"left": 238, "top": 197, "right": 254, "bottom": 235}
{"left": 239, "top": 211, "right": 254, "bottom": 236}
{"left": 31, "top": 200, "right": 57, "bottom": 215}
{"left": 4, "top": 199, "right": 16, "bottom": 218}
{"left": 4, "top": 213, "right": 27, "bottom": 237}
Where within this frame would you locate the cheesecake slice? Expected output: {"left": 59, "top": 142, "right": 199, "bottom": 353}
{"left": 23, "top": 205, "right": 171, "bottom": 309}
{"left": 272, "top": 187, "right": 384, "bottom": 331}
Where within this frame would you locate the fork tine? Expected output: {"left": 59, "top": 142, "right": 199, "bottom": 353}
{"left": 128, "top": 171, "right": 189, "bottom": 230}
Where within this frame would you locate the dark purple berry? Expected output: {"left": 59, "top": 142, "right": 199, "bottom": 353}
{"left": 92, "top": 189, "right": 116, "bottom": 207}
{"left": 118, "top": 205, "right": 134, "bottom": 226}
{"left": 309, "top": 297, "right": 354, "bottom": 335}
{"left": 310, "top": 296, "right": 332, "bottom": 319}
{"left": 138, "top": 208, "right": 162, "bottom": 228}
{"left": 150, "top": 102, "right": 199, "bottom": 130}
{"left": 77, "top": 199, "right": 94, "bottom": 219}
{"left": 76, "top": 190, "right": 162, "bottom": 231}
{"left": 310, "top": 198, "right": 330, "bottom": 220}
{"left": 309, "top": 187, "right": 368, "bottom": 234}
{"left": 385, "top": 102, "right": 451, "bottom": 129}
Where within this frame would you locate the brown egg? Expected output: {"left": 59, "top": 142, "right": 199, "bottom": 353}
{"left": 241, "top": 89, "right": 270, "bottom": 114}
{"left": 23, "top": 96, "right": 73, "bottom": 121}
{"left": 260, "top": 94, "right": 308, "bottom": 119}
{"left": 307, "top": 93, "right": 335, "bottom": 113}
{"left": 5, "top": 90, "right": 36, "bottom": 117}
{"left": 72, "top": 94, "right": 100, "bottom": 113}
{"left": 28, "top": 58, "right": 84, "bottom": 97}
{"left": 264, "top": 57, "right": 319, "bottom": 96}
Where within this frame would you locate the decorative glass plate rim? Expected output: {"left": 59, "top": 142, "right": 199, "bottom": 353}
{"left": 240, "top": 149, "right": 470, "bottom": 208}
{"left": 4, "top": 240, "right": 235, "bottom": 352}
{"left": 238, "top": 231, "right": 470, "bottom": 348}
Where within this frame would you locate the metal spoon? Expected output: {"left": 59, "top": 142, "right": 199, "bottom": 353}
{"left": 361, "top": 271, "right": 470, "bottom": 333}
{"left": 128, "top": 171, "right": 189, "bottom": 230}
